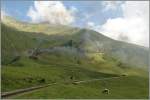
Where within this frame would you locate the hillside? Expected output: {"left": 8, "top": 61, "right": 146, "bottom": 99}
{"left": 1, "top": 16, "right": 149, "bottom": 99}
{"left": 2, "top": 16, "right": 149, "bottom": 69}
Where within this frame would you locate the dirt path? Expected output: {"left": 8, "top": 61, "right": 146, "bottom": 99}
{"left": 74, "top": 76, "right": 121, "bottom": 84}
{"left": 1, "top": 76, "right": 124, "bottom": 98}
{"left": 1, "top": 83, "right": 57, "bottom": 98}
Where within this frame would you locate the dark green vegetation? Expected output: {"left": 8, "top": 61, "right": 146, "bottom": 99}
{"left": 1, "top": 16, "right": 149, "bottom": 99}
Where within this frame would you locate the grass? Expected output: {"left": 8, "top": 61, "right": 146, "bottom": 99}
{"left": 2, "top": 54, "right": 149, "bottom": 99}
{"left": 1, "top": 56, "right": 119, "bottom": 92}
{"left": 10, "top": 76, "right": 149, "bottom": 99}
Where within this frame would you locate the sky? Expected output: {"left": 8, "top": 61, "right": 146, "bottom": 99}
{"left": 1, "top": 1, "right": 149, "bottom": 47}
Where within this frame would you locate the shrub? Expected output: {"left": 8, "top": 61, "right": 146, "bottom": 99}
{"left": 38, "top": 78, "right": 46, "bottom": 83}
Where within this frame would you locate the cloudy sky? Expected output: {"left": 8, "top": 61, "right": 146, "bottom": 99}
{"left": 1, "top": 1, "right": 149, "bottom": 47}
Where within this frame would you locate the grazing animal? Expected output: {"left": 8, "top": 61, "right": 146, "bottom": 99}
{"left": 102, "top": 88, "right": 109, "bottom": 94}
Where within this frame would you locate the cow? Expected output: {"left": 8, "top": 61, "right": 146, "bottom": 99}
{"left": 102, "top": 88, "right": 109, "bottom": 94}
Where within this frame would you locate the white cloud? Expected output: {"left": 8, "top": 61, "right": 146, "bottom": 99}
{"left": 102, "top": 1, "right": 123, "bottom": 11}
{"left": 91, "top": 1, "right": 149, "bottom": 47}
{"left": 27, "top": 1, "right": 75, "bottom": 25}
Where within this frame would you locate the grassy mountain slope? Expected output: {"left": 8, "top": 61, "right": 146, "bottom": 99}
{"left": 1, "top": 17, "right": 149, "bottom": 99}
{"left": 2, "top": 16, "right": 149, "bottom": 68}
